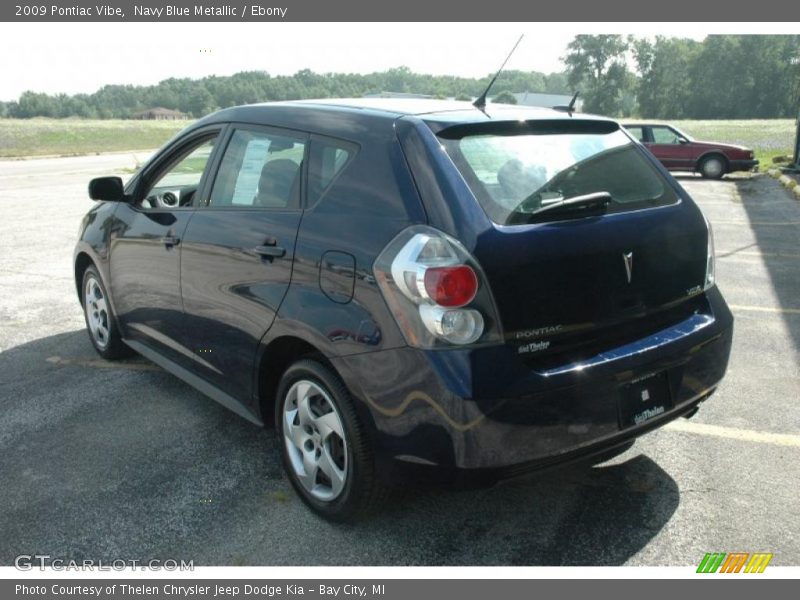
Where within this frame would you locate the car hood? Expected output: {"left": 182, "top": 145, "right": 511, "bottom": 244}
{"left": 691, "top": 140, "right": 751, "bottom": 152}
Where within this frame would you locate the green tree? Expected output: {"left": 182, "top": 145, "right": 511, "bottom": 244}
{"left": 564, "top": 35, "right": 632, "bottom": 116}
{"left": 491, "top": 90, "right": 517, "bottom": 105}
{"left": 634, "top": 37, "right": 701, "bottom": 118}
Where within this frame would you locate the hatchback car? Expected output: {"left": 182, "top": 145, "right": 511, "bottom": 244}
{"left": 623, "top": 122, "right": 758, "bottom": 179}
{"left": 76, "top": 99, "right": 733, "bottom": 520}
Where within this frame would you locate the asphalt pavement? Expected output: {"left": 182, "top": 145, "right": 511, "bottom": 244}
{"left": 0, "top": 154, "right": 798, "bottom": 566}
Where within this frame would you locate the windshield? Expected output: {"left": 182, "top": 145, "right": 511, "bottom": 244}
{"left": 439, "top": 126, "right": 678, "bottom": 225}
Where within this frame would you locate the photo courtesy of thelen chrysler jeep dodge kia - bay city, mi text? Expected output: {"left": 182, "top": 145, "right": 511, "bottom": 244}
{"left": 76, "top": 99, "right": 732, "bottom": 519}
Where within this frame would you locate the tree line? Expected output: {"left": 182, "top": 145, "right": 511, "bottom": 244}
{"left": 1, "top": 35, "right": 798, "bottom": 120}
{"left": 0, "top": 67, "right": 568, "bottom": 119}
{"left": 566, "top": 34, "right": 799, "bottom": 118}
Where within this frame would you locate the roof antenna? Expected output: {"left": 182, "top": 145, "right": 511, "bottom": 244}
{"left": 554, "top": 91, "right": 580, "bottom": 114}
{"left": 473, "top": 34, "right": 524, "bottom": 110}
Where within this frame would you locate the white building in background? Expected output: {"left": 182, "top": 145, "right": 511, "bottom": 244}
{"left": 511, "top": 92, "right": 583, "bottom": 111}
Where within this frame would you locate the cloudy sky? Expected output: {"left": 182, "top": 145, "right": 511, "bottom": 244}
{"left": 0, "top": 22, "right": 788, "bottom": 101}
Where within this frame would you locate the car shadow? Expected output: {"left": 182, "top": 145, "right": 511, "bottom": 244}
{"left": 729, "top": 175, "right": 800, "bottom": 352}
{"left": 0, "top": 330, "right": 679, "bottom": 566}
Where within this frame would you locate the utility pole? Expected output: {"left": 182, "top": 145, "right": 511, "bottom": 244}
{"left": 793, "top": 106, "right": 800, "bottom": 171}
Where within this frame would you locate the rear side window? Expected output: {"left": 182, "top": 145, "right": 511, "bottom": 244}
{"left": 439, "top": 123, "right": 678, "bottom": 226}
{"left": 209, "top": 128, "right": 306, "bottom": 209}
{"left": 307, "top": 136, "right": 356, "bottom": 206}
{"left": 625, "top": 126, "right": 646, "bottom": 143}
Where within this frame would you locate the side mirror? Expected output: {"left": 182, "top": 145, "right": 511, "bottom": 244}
{"left": 88, "top": 176, "right": 126, "bottom": 201}
{"left": 678, "top": 137, "right": 689, "bottom": 145}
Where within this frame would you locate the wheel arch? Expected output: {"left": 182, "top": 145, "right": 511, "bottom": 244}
{"left": 74, "top": 249, "right": 99, "bottom": 305}
{"left": 255, "top": 334, "right": 336, "bottom": 426}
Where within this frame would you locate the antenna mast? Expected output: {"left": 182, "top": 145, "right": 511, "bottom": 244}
{"left": 473, "top": 34, "right": 524, "bottom": 110}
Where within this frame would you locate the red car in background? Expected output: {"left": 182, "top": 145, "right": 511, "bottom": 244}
{"left": 623, "top": 123, "right": 758, "bottom": 179}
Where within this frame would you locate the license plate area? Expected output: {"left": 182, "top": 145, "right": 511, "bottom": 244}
{"left": 618, "top": 372, "right": 673, "bottom": 429}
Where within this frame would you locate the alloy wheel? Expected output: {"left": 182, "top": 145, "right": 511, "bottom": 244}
{"left": 282, "top": 379, "right": 348, "bottom": 501}
{"left": 84, "top": 275, "right": 110, "bottom": 349}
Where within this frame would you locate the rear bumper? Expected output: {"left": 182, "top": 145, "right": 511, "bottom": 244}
{"left": 729, "top": 159, "right": 759, "bottom": 172}
{"left": 332, "top": 287, "right": 733, "bottom": 481}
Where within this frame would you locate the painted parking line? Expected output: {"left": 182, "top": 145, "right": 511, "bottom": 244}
{"left": 717, "top": 250, "right": 800, "bottom": 260}
{"left": 729, "top": 304, "right": 800, "bottom": 315}
{"left": 713, "top": 220, "right": 800, "bottom": 226}
{"left": 46, "top": 355, "right": 160, "bottom": 371}
{"left": 664, "top": 419, "right": 800, "bottom": 448}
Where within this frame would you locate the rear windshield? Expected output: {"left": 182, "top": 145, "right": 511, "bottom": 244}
{"left": 438, "top": 122, "right": 678, "bottom": 225}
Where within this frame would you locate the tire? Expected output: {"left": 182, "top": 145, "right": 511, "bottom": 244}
{"left": 699, "top": 155, "right": 726, "bottom": 179}
{"left": 275, "top": 358, "right": 388, "bottom": 521}
{"left": 81, "top": 265, "right": 132, "bottom": 360}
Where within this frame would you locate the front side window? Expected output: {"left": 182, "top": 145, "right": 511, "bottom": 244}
{"left": 439, "top": 122, "right": 678, "bottom": 225}
{"left": 651, "top": 126, "right": 683, "bottom": 145}
{"left": 209, "top": 129, "right": 306, "bottom": 208}
{"left": 140, "top": 135, "right": 218, "bottom": 209}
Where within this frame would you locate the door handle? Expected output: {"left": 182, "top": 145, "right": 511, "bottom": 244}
{"left": 254, "top": 245, "right": 286, "bottom": 259}
{"left": 161, "top": 235, "right": 180, "bottom": 247}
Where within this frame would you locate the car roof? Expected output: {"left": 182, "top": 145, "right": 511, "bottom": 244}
{"left": 202, "top": 98, "right": 614, "bottom": 126}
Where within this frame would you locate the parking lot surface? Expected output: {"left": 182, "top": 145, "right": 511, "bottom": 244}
{"left": 1, "top": 154, "right": 798, "bottom": 566}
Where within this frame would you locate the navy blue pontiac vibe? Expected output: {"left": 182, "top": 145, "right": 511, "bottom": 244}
{"left": 75, "top": 99, "right": 733, "bottom": 520}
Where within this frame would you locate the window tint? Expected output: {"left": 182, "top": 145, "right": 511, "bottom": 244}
{"left": 209, "top": 129, "right": 306, "bottom": 208}
{"left": 307, "top": 137, "right": 356, "bottom": 205}
{"left": 440, "top": 127, "right": 677, "bottom": 225}
{"left": 625, "top": 126, "right": 646, "bottom": 143}
{"left": 651, "top": 127, "right": 681, "bottom": 144}
{"left": 141, "top": 135, "right": 217, "bottom": 209}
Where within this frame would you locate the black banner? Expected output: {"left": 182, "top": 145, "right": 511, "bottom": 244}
{"left": 2, "top": 0, "right": 799, "bottom": 21}
{"left": 3, "top": 579, "right": 797, "bottom": 600}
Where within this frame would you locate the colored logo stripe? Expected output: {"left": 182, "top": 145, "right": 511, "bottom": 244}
{"left": 697, "top": 553, "right": 726, "bottom": 573}
{"left": 744, "top": 553, "right": 773, "bottom": 573}
{"left": 697, "top": 552, "right": 773, "bottom": 573}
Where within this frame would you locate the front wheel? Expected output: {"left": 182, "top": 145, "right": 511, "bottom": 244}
{"left": 699, "top": 155, "right": 726, "bottom": 179}
{"left": 81, "top": 265, "right": 132, "bottom": 360}
{"left": 275, "top": 359, "right": 388, "bottom": 520}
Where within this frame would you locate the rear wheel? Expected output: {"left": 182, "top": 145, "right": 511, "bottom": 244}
{"left": 699, "top": 155, "right": 726, "bottom": 179}
{"left": 275, "top": 359, "right": 388, "bottom": 520}
{"left": 81, "top": 265, "right": 131, "bottom": 360}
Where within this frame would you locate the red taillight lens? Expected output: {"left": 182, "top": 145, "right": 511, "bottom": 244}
{"left": 423, "top": 265, "right": 478, "bottom": 308}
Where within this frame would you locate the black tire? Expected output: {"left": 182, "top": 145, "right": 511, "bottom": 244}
{"left": 80, "top": 265, "right": 132, "bottom": 360}
{"left": 275, "top": 358, "right": 388, "bottom": 521}
{"left": 699, "top": 154, "right": 727, "bottom": 179}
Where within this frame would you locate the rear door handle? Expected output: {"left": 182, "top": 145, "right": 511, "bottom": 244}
{"left": 161, "top": 236, "right": 180, "bottom": 247}
{"left": 254, "top": 245, "right": 286, "bottom": 259}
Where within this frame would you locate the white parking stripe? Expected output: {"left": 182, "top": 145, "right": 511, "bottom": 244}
{"left": 665, "top": 419, "right": 800, "bottom": 448}
{"left": 729, "top": 304, "right": 800, "bottom": 315}
{"left": 46, "top": 355, "right": 160, "bottom": 371}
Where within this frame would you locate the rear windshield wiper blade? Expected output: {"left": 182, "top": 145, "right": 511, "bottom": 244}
{"left": 531, "top": 191, "right": 614, "bottom": 216}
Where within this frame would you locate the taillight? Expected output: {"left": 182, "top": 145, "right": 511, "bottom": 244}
{"left": 423, "top": 266, "right": 478, "bottom": 307}
{"left": 374, "top": 225, "right": 502, "bottom": 348}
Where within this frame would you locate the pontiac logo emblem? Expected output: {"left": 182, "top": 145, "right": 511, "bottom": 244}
{"left": 623, "top": 252, "right": 633, "bottom": 283}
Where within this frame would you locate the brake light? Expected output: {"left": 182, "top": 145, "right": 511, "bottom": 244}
{"left": 423, "top": 266, "right": 478, "bottom": 308}
{"left": 374, "top": 226, "right": 502, "bottom": 348}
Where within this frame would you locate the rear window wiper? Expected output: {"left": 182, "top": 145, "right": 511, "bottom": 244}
{"left": 530, "top": 191, "right": 614, "bottom": 216}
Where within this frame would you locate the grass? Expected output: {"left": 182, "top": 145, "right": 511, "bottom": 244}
{"left": 0, "top": 117, "right": 795, "bottom": 170}
{"left": 671, "top": 119, "right": 796, "bottom": 171}
{"left": 0, "top": 117, "right": 191, "bottom": 158}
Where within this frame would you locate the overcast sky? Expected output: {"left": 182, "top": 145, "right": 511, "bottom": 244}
{"left": 0, "top": 23, "right": 789, "bottom": 102}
